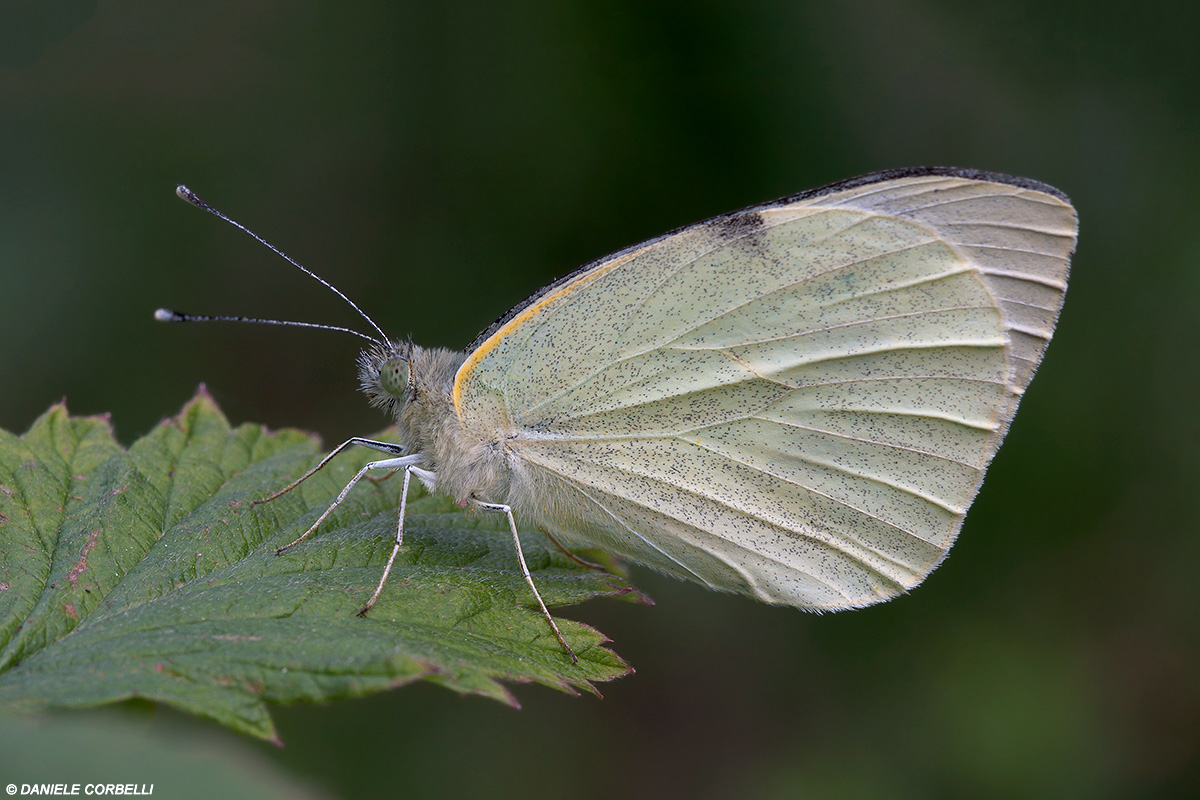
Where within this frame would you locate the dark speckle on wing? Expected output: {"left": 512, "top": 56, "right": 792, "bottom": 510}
{"left": 707, "top": 211, "right": 765, "bottom": 240}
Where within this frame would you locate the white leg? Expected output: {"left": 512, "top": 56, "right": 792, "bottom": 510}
{"left": 358, "top": 465, "right": 428, "bottom": 616}
{"left": 255, "top": 437, "right": 407, "bottom": 507}
{"left": 275, "top": 454, "right": 424, "bottom": 554}
{"left": 475, "top": 501, "right": 577, "bottom": 664}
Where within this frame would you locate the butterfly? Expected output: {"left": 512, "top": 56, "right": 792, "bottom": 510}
{"left": 161, "top": 167, "right": 1077, "bottom": 662}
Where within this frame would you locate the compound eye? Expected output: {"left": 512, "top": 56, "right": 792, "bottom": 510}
{"left": 379, "top": 357, "right": 409, "bottom": 397}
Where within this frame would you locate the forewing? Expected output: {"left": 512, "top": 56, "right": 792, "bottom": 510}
{"left": 455, "top": 169, "right": 1076, "bottom": 609}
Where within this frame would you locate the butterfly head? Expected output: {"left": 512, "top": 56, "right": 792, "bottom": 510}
{"left": 358, "top": 339, "right": 413, "bottom": 411}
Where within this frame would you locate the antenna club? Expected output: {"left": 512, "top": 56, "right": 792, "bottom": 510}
{"left": 175, "top": 185, "right": 205, "bottom": 208}
{"left": 154, "top": 308, "right": 184, "bottom": 322}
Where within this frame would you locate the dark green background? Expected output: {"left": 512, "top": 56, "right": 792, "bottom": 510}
{"left": 2, "top": 2, "right": 1197, "bottom": 797}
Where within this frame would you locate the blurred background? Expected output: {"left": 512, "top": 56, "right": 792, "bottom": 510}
{"left": 2, "top": 1, "right": 1197, "bottom": 797}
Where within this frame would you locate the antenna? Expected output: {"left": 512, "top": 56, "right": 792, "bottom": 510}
{"left": 153, "top": 308, "right": 378, "bottom": 342}
{"left": 170, "top": 185, "right": 389, "bottom": 343}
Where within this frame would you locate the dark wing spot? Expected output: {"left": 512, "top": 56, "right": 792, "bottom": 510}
{"left": 707, "top": 210, "right": 765, "bottom": 240}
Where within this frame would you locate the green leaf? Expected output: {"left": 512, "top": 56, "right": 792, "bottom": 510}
{"left": 0, "top": 713, "right": 329, "bottom": 799}
{"left": 0, "top": 391, "right": 641, "bottom": 741}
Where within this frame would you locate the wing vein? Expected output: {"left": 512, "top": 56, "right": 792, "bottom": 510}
{"left": 533, "top": 453, "right": 906, "bottom": 597}
{"left": 675, "top": 433, "right": 966, "bottom": 515}
{"left": 740, "top": 416, "right": 985, "bottom": 467}
{"left": 666, "top": 304, "right": 999, "bottom": 351}
{"left": 514, "top": 212, "right": 898, "bottom": 421}
{"left": 656, "top": 239, "right": 946, "bottom": 348}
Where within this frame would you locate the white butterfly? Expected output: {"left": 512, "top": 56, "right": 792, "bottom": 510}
{"left": 163, "top": 168, "right": 1077, "bottom": 662}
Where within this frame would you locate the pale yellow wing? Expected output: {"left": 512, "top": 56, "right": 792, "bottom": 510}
{"left": 454, "top": 168, "right": 1077, "bottom": 609}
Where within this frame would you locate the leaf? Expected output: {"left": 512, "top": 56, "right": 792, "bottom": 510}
{"left": 0, "top": 390, "right": 641, "bottom": 741}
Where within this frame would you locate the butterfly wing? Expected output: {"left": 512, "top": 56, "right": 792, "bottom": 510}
{"left": 453, "top": 168, "right": 1077, "bottom": 610}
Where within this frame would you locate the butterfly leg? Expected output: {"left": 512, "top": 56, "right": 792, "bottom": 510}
{"left": 255, "top": 437, "right": 407, "bottom": 506}
{"left": 541, "top": 528, "right": 607, "bottom": 571}
{"left": 274, "top": 452, "right": 425, "bottom": 555}
{"left": 365, "top": 468, "right": 401, "bottom": 485}
{"left": 358, "top": 464, "right": 436, "bottom": 616}
{"left": 475, "top": 501, "right": 578, "bottom": 664}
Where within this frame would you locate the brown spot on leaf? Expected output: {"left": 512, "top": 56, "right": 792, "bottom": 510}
{"left": 67, "top": 528, "right": 102, "bottom": 588}
{"left": 64, "top": 603, "right": 78, "bottom": 619}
